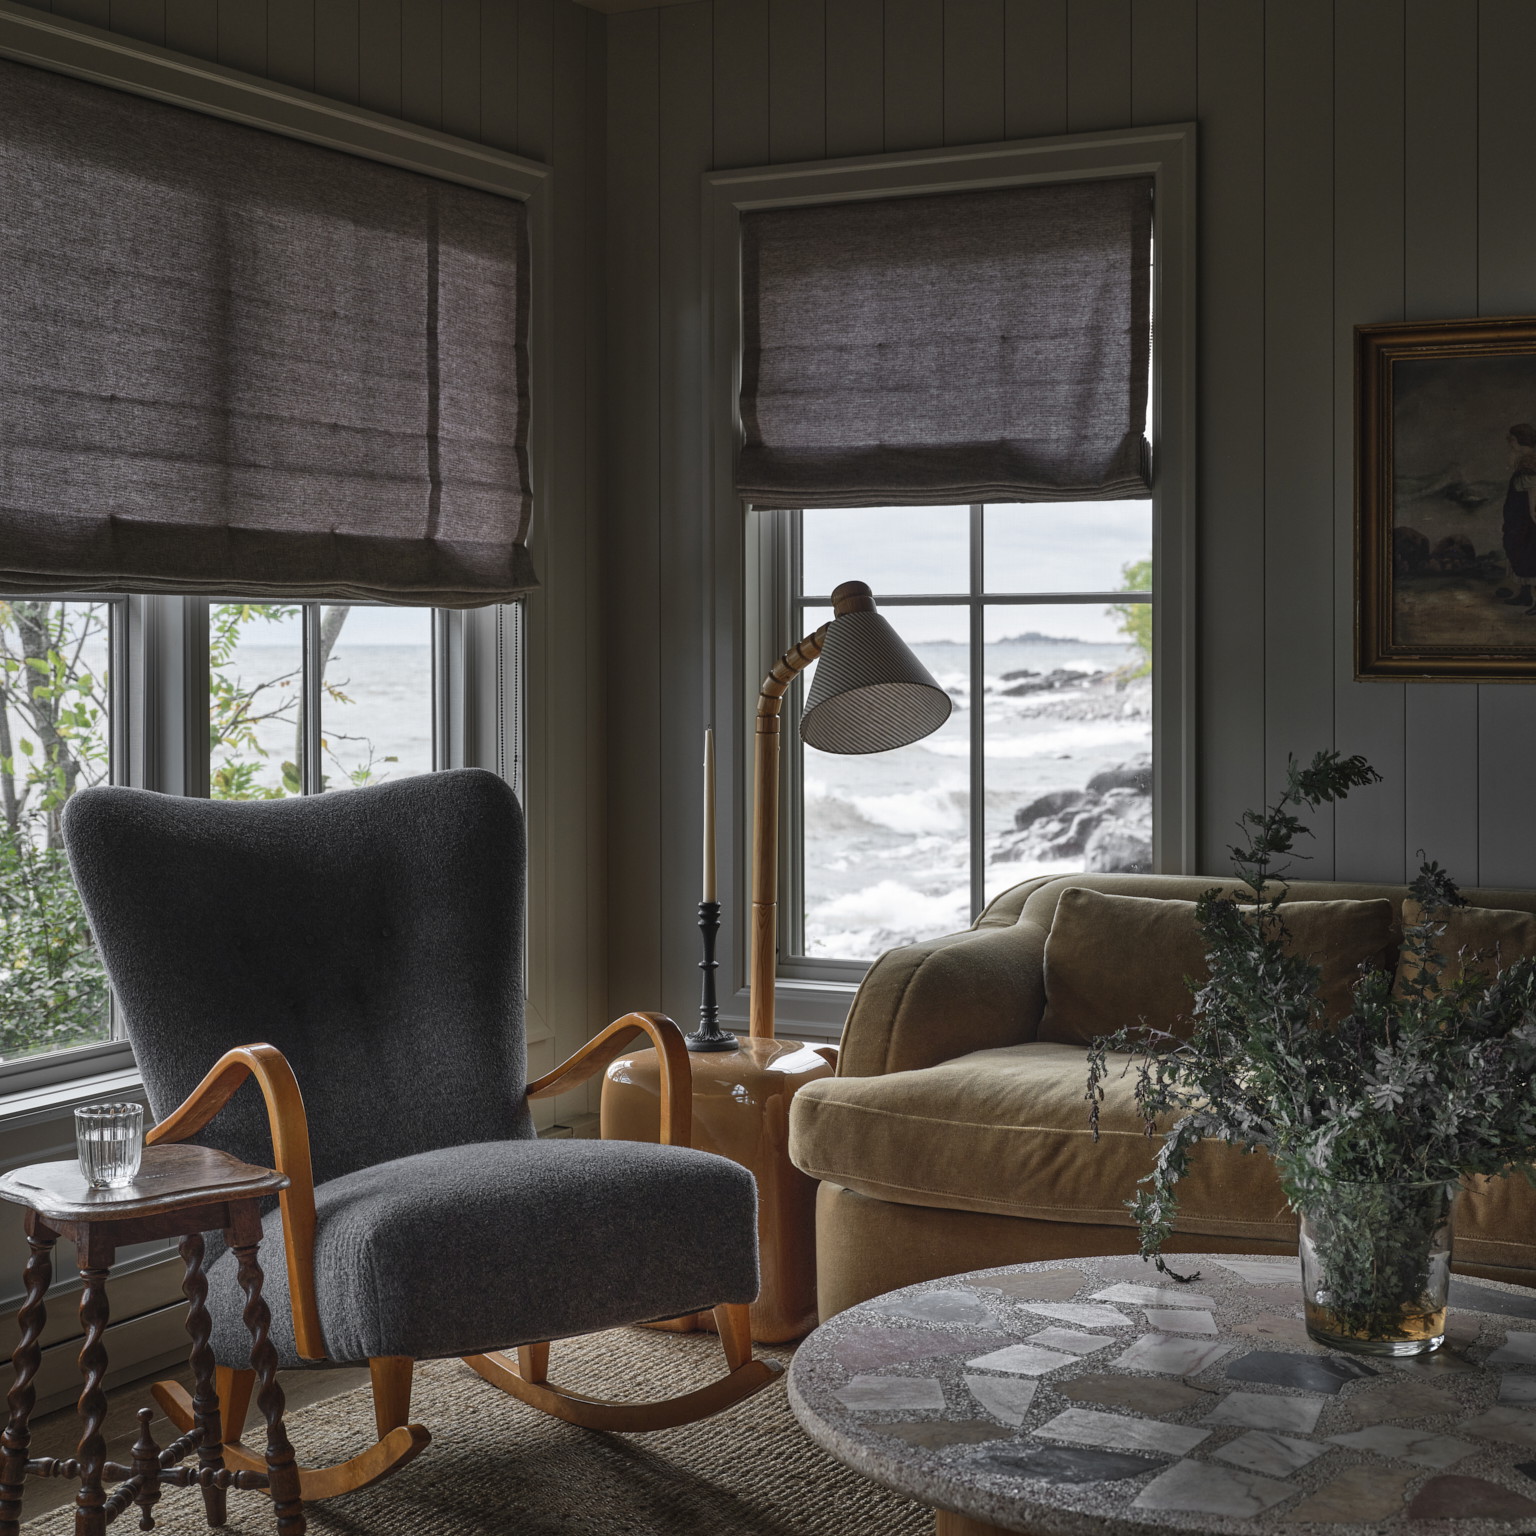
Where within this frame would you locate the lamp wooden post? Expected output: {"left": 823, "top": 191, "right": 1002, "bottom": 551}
{"left": 601, "top": 580, "right": 951, "bottom": 1341}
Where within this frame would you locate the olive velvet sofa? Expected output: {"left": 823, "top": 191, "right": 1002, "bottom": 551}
{"left": 787, "top": 872, "right": 1536, "bottom": 1322}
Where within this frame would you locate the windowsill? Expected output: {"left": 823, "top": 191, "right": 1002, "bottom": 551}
{"left": 0, "top": 1066, "right": 147, "bottom": 1133}
{"left": 721, "top": 978, "right": 855, "bottom": 1044}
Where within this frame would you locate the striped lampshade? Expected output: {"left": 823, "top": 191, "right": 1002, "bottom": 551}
{"left": 800, "top": 605, "right": 953, "bottom": 755}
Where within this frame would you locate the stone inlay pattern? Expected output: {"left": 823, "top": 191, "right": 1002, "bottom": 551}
{"left": 787, "top": 1253, "right": 1536, "bottom": 1535}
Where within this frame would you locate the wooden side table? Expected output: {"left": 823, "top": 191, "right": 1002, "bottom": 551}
{"left": 601, "top": 1036, "right": 835, "bottom": 1343}
{"left": 0, "top": 1142, "right": 305, "bottom": 1536}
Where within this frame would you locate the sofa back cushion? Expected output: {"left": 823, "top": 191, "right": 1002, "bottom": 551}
{"left": 1396, "top": 899, "right": 1536, "bottom": 991}
{"left": 1038, "top": 887, "right": 1396, "bottom": 1047}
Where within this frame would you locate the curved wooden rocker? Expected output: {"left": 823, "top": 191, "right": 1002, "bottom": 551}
{"left": 146, "top": 1015, "right": 780, "bottom": 1502}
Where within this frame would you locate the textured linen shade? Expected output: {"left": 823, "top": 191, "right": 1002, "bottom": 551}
{"left": 0, "top": 59, "right": 533, "bottom": 607}
{"left": 738, "top": 176, "right": 1153, "bottom": 509}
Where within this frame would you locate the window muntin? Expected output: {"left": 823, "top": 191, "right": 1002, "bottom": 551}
{"left": 0, "top": 599, "right": 117, "bottom": 1061}
{"left": 790, "top": 504, "right": 1152, "bottom": 965}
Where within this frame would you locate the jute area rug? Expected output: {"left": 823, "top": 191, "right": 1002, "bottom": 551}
{"left": 24, "top": 1329, "right": 931, "bottom": 1535}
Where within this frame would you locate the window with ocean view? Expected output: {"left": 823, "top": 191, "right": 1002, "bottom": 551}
{"left": 210, "top": 603, "right": 433, "bottom": 799}
{"left": 790, "top": 505, "right": 1152, "bottom": 964}
{"left": 0, "top": 596, "right": 438, "bottom": 1073}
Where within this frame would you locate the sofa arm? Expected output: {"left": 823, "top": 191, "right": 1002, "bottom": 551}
{"left": 837, "top": 916, "right": 1050, "bottom": 1078}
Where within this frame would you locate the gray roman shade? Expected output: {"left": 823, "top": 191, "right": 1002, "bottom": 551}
{"left": 0, "top": 59, "right": 533, "bottom": 608}
{"left": 738, "top": 177, "right": 1153, "bottom": 509}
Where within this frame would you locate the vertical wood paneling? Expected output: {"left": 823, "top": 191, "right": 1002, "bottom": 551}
{"left": 519, "top": 0, "right": 554, "bottom": 161}
{"left": 312, "top": 0, "right": 358, "bottom": 104}
{"left": 217, "top": 0, "right": 267, "bottom": 74}
{"left": 1263, "top": 0, "right": 1336, "bottom": 873}
{"left": 401, "top": 0, "right": 444, "bottom": 131}
{"left": 109, "top": 0, "right": 165, "bottom": 47}
{"left": 659, "top": 2, "right": 714, "bottom": 1022}
{"left": 1066, "top": 0, "right": 1129, "bottom": 133}
{"left": 357, "top": 0, "right": 402, "bottom": 118}
{"left": 51, "top": 0, "right": 110, "bottom": 26}
{"left": 1003, "top": 0, "right": 1066, "bottom": 140}
{"left": 825, "top": 0, "right": 882, "bottom": 157}
{"left": 440, "top": 0, "right": 481, "bottom": 141}
{"left": 1196, "top": 0, "right": 1265, "bottom": 869}
{"left": 1477, "top": 0, "right": 1536, "bottom": 888}
{"left": 543, "top": 0, "right": 602, "bottom": 1110}
{"left": 1404, "top": 0, "right": 1480, "bottom": 881}
{"left": 1130, "top": 0, "right": 1193, "bottom": 128}
{"left": 480, "top": 0, "right": 519, "bottom": 152}
{"left": 770, "top": 0, "right": 825, "bottom": 163}
{"left": 165, "top": 0, "right": 216, "bottom": 58}
{"left": 883, "top": 0, "right": 942, "bottom": 151}
{"left": 606, "top": 9, "right": 664, "bottom": 1014}
{"left": 267, "top": 0, "right": 315, "bottom": 93}
{"left": 1332, "top": 0, "right": 1405, "bottom": 882}
{"left": 713, "top": 0, "right": 769, "bottom": 169}
{"left": 943, "top": 0, "right": 1004, "bottom": 147}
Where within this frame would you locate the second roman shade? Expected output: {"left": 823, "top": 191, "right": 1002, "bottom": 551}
{"left": 0, "top": 58, "right": 533, "bottom": 608}
{"left": 738, "top": 177, "right": 1153, "bottom": 509}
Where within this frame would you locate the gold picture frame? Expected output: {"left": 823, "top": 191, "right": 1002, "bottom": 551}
{"left": 1358, "top": 314, "right": 1536, "bottom": 681}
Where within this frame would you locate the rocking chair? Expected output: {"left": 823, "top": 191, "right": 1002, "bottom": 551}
{"left": 62, "top": 770, "right": 778, "bottom": 1504}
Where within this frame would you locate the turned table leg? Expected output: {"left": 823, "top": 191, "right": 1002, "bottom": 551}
{"left": 230, "top": 1214, "right": 304, "bottom": 1536}
{"left": 0, "top": 1218, "right": 55, "bottom": 1536}
{"left": 180, "top": 1233, "right": 227, "bottom": 1528}
{"left": 73, "top": 1230, "right": 114, "bottom": 1536}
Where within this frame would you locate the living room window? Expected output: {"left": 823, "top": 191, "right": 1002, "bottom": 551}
{"left": 783, "top": 502, "right": 1152, "bottom": 965}
{"left": 712, "top": 125, "right": 1194, "bottom": 1011}
{"left": 0, "top": 596, "right": 443, "bottom": 1075}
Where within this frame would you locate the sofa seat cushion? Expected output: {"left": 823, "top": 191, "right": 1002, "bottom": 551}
{"left": 788, "top": 1041, "right": 1295, "bottom": 1242}
{"left": 1039, "top": 889, "right": 1397, "bottom": 1047}
{"left": 204, "top": 1138, "right": 759, "bottom": 1368}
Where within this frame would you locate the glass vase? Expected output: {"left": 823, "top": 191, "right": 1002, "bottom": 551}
{"left": 1296, "top": 1179, "right": 1457, "bottom": 1356}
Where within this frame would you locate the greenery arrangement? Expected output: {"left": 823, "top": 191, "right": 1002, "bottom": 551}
{"left": 1087, "top": 750, "right": 1536, "bottom": 1340}
{"left": 0, "top": 599, "right": 395, "bottom": 1062}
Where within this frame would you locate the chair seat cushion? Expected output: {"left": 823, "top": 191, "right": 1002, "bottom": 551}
{"left": 205, "top": 1138, "right": 759, "bottom": 1368}
{"left": 788, "top": 1041, "right": 1296, "bottom": 1242}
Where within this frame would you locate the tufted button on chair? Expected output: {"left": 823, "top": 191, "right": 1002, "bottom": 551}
{"left": 62, "top": 769, "right": 778, "bottom": 1505}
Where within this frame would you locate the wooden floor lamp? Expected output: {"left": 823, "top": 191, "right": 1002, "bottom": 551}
{"left": 601, "top": 579, "right": 952, "bottom": 1341}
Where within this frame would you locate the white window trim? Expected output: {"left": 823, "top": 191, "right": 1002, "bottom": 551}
{"left": 703, "top": 124, "right": 1197, "bottom": 1035}
{"left": 0, "top": 4, "right": 545, "bottom": 1100}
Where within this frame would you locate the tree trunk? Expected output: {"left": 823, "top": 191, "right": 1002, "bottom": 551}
{"left": 294, "top": 607, "right": 350, "bottom": 789}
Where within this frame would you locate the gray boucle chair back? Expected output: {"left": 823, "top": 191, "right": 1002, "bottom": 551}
{"left": 62, "top": 769, "right": 532, "bottom": 1187}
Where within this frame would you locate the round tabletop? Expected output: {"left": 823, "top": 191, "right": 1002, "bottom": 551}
{"left": 788, "top": 1254, "right": 1536, "bottom": 1536}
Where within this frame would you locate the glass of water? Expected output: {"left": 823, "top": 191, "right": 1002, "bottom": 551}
{"left": 75, "top": 1103, "right": 145, "bottom": 1190}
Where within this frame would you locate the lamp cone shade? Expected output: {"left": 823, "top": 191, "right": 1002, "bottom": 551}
{"left": 800, "top": 608, "right": 953, "bottom": 754}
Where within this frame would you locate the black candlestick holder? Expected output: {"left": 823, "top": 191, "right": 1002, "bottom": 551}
{"left": 686, "top": 900, "right": 737, "bottom": 1052}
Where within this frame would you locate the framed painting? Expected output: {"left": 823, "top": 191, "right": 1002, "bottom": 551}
{"left": 1358, "top": 314, "right": 1536, "bottom": 681}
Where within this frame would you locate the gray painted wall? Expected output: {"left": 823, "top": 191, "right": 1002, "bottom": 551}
{"left": 604, "top": 0, "right": 1536, "bottom": 1034}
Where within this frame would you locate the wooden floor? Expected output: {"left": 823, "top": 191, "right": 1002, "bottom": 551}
{"left": 13, "top": 1359, "right": 372, "bottom": 1523}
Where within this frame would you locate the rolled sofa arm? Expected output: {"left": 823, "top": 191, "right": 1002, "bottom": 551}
{"left": 836, "top": 914, "right": 1051, "bottom": 1078}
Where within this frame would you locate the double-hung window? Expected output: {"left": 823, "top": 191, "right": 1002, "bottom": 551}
{"left": 710, "top": 124, "right": 1194, "bottom": 1005}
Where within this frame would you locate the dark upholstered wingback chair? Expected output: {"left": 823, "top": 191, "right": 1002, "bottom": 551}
{"left": 63, "top": 770, "right": 777, "bottom": 1503}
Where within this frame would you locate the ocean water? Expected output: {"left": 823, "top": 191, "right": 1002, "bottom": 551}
{"left": 803, "top": 635, "right": 1150, "bottom": 959}
{"left": 215, "top": 643, "right": 433, "bottom": 795}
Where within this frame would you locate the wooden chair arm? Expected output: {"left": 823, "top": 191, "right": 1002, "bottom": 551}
{"left": 145, "top": 1043, "right": 325, "bottom": 1363}
{"left": 527, "top": 1012, "right": 691, "bottom": 1147}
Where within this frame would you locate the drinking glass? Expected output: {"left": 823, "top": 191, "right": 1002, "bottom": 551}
{"left": 75, "top": 1102, "right": 144, "bottom": 1190}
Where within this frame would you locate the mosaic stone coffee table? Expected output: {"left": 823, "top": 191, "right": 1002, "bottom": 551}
{"left": 788, "top": 1254, "right": 1536, "bottom": 1536}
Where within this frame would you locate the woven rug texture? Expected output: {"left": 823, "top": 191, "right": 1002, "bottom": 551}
{"left": 23, "top": 1328, "right": 931, "bottom": 1535}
